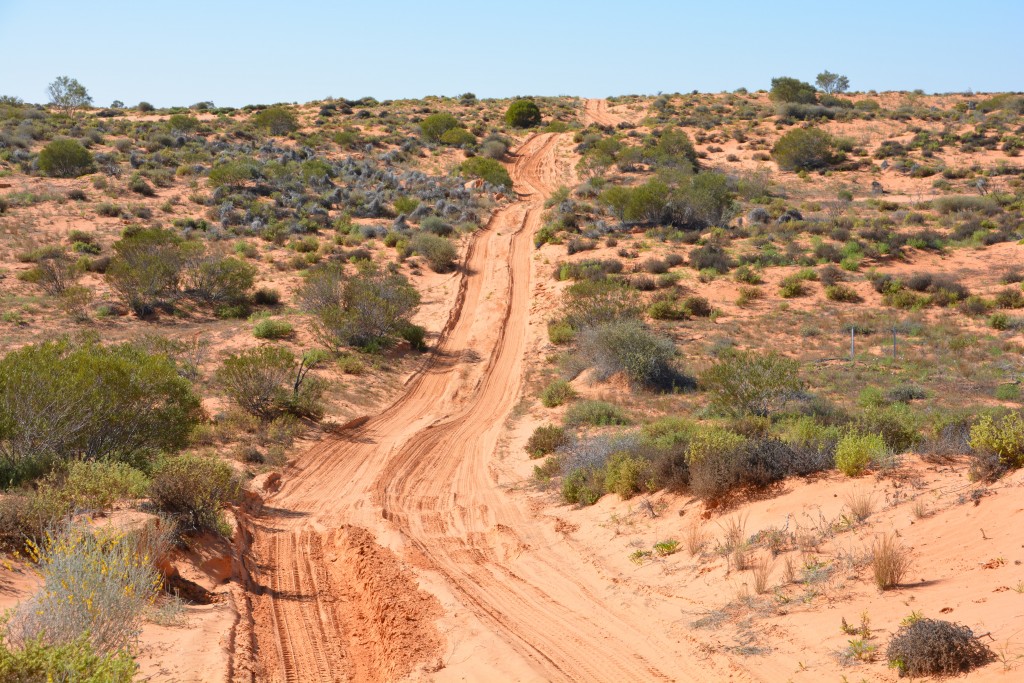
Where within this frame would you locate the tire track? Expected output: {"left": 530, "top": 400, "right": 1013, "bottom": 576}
{"left": 237, "top": 130, "right": 734, "bottom": 682}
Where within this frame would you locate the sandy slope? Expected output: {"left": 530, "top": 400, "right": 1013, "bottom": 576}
{"left": 232, "top": 108, "right": 741, "bottom": 681}
{"left": 584, "top": 98, "right": 625, "bottom": 127}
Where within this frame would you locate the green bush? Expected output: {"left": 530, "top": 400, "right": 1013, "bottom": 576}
{"left": 419, "top": 113, "right": 461, "bottom": 142}
{"left": 825, "top": 284, "right": 862, "bottom": 302}
{"left": 105, "top": 227, "right": 185, "bottom": 316}
{"left": 310, "top": 264, "right": 420, "bottom": 352}
{"left": 526, "top": 425, "right": 568, "bottom": 458}
{"left": 685, "top": 428, "right": 747, "bottom": 501}
{"left": 541, "top": 379, "right": 576, "bottom": 408}
{"left": 700, "top": 350, "right": 800, "bottom": 417}
{"left": 548, "top": 319, "right": 575, "bottom": 344}
{"left": 0, "top": 341, "right": 200, "bottom": 484}
{"left": 561, "top": 467, "right": 604, "bottom": 506}
{"left": 0, "top": 633, "right": 136, "bottom": 682}
{"left": 38, "top": 138, "right": 94, "bottom": 178}
{"left": 460, "top": 156, "right": 513, "bottom": 189}
{"left": 564, "top": 400, "right": 630, "bottom": 427}
{"left": 969, "top": 413, "right": 1024, "bottom": 468}
{"left": 45, "top": 460, "right": 149, "bottom": 512}
{"left": 183, "top": 254, "right": 256, "bottom": 308}
{"left": 604, "top": 452, "right": 651, "bottom": 499}
{"left": 835, "top": 432, "right": 887, "bottom": 476}
{"left": 150, "top": 454, "right": 239, "bottom": 533}
{"left": 216, "top": 346, "right": 311, "bottom": 420}
{"left": 408, "top": 232, "right": 457, "bottom": 272}
{"left": 772, "top": 127, "right": 835, "bottom": 171}
{"left": 208, "top": 159, "right": 257, "bottom": 187}
{"left": 253, "top": 106, "right": 298, "bottom": 135}
{"left": 769, "top": 77, "right": 818, "bottom": 104}
{"left": 578, "top": 319, "right": 681, "bottom": 391}
{"left": 253, "top": 318, "right": 294, "bottom": 339}
{"left": 505, "top": 99, "right": 542, "bottom": 128}
{"left": 857, "top": 403, "right": 920, "bottom": 452}
{"left": 439, "top": 127, "right": 476, "bottom": 147}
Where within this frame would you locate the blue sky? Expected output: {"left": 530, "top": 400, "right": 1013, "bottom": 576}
{"left": 1, "top": 0, "right": 1021, "bottom": 107}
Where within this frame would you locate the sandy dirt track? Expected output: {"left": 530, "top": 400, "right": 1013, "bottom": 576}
{"left": 231, "top": 109, "right": 733, "bottom": 682}
{"left": 583, "top": 98, "right": 623, "bottom": 127}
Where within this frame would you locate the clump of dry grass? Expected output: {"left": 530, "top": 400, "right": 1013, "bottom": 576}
{"left": 844, "top": 489, "right": 875, "bottom": 523}
{"left": 684, "top": 522, "right": 709, "bottom": 556}
{"left": 750, "top": 555, "right": 773, "bottom": 594}
{"left": 871, "top": 534, "right": 912, "bottom": 590}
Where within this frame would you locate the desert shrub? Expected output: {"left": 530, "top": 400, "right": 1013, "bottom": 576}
{"left": 149, "top": 454, "right": 239, "bottom": 533}
{"left": 182, "top": 254, "right": 255, "bottom": 309}
{"left": 733, "top": 265, "right": 763, "bottom": 284}
{"left": 128, "top": 173, "right": 154, "bottom": 197}
{"left": 460, "top": 156, "right": 512, "bottom": 189}
{"left": 18, "top": 250, "right": 82, "bottom": 296}
{"left": 251, "top": 286, "right": 280, "bottom": 306}
{"left": 253, "top": 106, "right": 298, "bottom": 135}
{"left": 0, "top": 632, "right": 136, "bottom": 682}
{"left": 857, "top": 403, "right": 920, "bottom": 452}
{"left": 105, "top": 227, "right": 185, "bottom": 316}
{"left": 0, "top": 341, "right": 200, "bottom": 484}
{"left": 969, "top": 412, "right": 1024, "bottom": 468}
{"left": 871, "top": 534, "right": 911, "bottom": 590}
{"left": 253, "top": 318, "right": 294, "bottom": 340}
{"left": 604, "top": 452, "right": 652, "bottom": 499}
{"left": 408, "top": 232, "right": 457, "bottom": 272}
{"left": 419, "top": 113, "right": 461, "bottom": 142}
{"left": 540, "top": 379, "right": 576, "bottom": 408}
{"left": 44, "top": 460, "right": 149, "bottom": 513}
{"left": 38, "top": 138, "right": 94, "bottom": 178}
{"left": 561, "top": 467, "right": 604, "bottom": 506}
{"left": 564, "top": 400, "right": 630, "bottom": 427}
{"left": 681, "top": 295, "right": 712, "bottom": 317}
{"left": 547, "top": 319, "right": 575, "bottom": 344}
{"left": 700, "top": 350, "right": 800, "bottom": 417}
{"left": 526, "top": 425, "right": 567, "bottom": 458}
{"left": 562, "top": 279, "right": 642, "bottom": 328}
{"left": 688, "top": 241, "right": 732, "bottom": 273}
{"left": 577, "top": 319, "right": 682, "bottom": 391}
{"left": 769, "top": 77, "right": 818, "bottom": 104}
{"left": 208, "top": 159, "right": 257, "bottom": 188}
{"left": 685, "top": 428, "right": 747, "bottom": 501}
{"left": 216, "top": 346, "right": 298, "bottom": 420}
{"left": 835, "top": 432, "right": 887, "bottom": 476}
{"left": 779, "top": 274, "right": 807, "bottom": 298}
{"left": 8, "top": 522, "right": 161, "bottom": 654}
{"left": 505, "top": 99, "right": 542, "bottom": 128}
{"left": 420, "top": 216, "right": 453, "bottom": 236}
{"left": 440, "top": 127, "right": 475, "bottom": 147}
{"left": 311, "top": 265, "right": 420, "bottom": 352}
{"left": 772, "top": 127, "right": 835, "bottom": 171}
{"left": 887, "top": 618, "right": 992, "bottom": 677}
{"left": 933, "top": 195, "right": 1000, "bottom": 215}
{"left": 623, "top": 180, "right": 670, "bottom": 224}
{"left": 825, "top": 284, "right": 861, "bottom": 302}
{"left": 297, "top": 262, "right": 345, "bottom": 314}
{"left": 994, "top": 288, "right": 1024, "bottom": 309}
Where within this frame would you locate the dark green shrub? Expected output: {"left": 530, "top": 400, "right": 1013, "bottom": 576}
{"left": 420, "top": 216, "right": 454, "bottom": 236}
{"left": 0, "top": 341, "right": 200, "bottom": 484}
{"left": 825, "top": 283, "right": 861, "bottom": 302}
{"left": 526, "top": 425, "right": 568, "bottom": 458}
{"left": 505, "top": 99, "right": 542, "bottom": 128}
{"left": 857, "top": 403, "right": 920, "bottom": 452}
{"left": 700, "top": 350, "right": 801, "bottom": 417}
{"left": 886, "top": 618, "right": 992, "bottom": 677}
{"left": 561, "top": 467, "right": 604, "bottom": 505}
{"left": 38, "top": 138, "right": 94, "bottom": 178}
{"left": 460, "top": 157, "right": 512, "bottom": 189}
{"left": 969, "top": 413, "right": 1024, "bottom": 468}
{"left": 253, "top": 106, "right": 298, "bottom": 135}
{"left": 253, "top": 286, "right": 281, "bottom": 306}
{"left": 149, "top": 454, "right": 240, "bottom": 533}
{"left": 128, "top": 173, "right": 155, "bottom": 197}
{"left": 419, "top": 113, "right": 461, "bottom": 142}
{"left": 564, "top": 400, "right": 630, "bottom": 427}
{"left": 541, "top": 379, "right": 576, "bottom": 408}
{"left": 769, "top": 77, "right": 818, "bottom": 104}
{"left": 408, "top": 233, "right": 457, "bottom": 272}
{"left": 578, "top": 319, "right": 682, "bottom": 391}
{"left": 400, "top": 323, "right": 427, "bottom": 351}
{"left": 772, "top": 127, "right": 835, "bottom": 171}
{"left": 208, "top": 159, "right": 257, "bottom": 188}
{"left": 439, "top": 127, "right": 475, "bottom": 147}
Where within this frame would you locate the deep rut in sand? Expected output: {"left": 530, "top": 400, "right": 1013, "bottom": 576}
{"left": 234, "top": 109, "right": 720, "bottom": 682}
